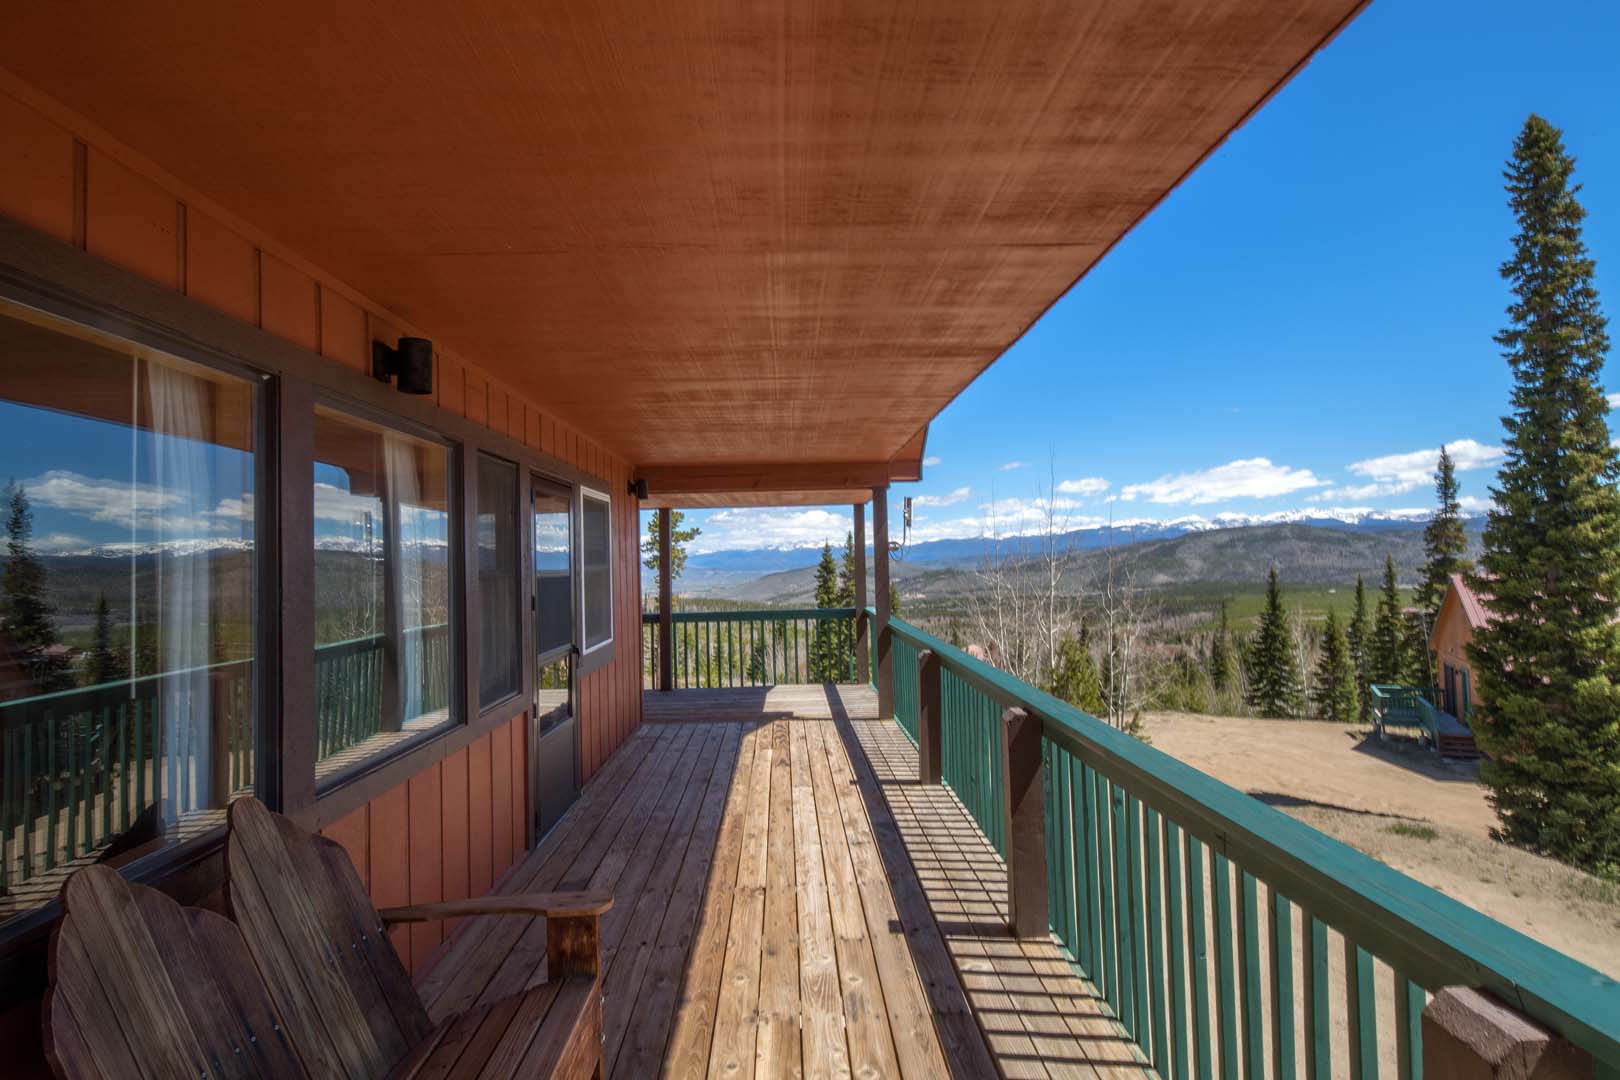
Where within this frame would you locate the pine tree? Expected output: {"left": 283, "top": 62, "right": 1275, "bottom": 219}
{"left": 1310, "top": 609, "right": 1358, "bottom": 724}
{"left": 87, "top": 591, "right": 124, "bottom": 686}
{"left": 1244, "top": 566, "right": 1303, "bottom": 718}
{"left": 1047, "top": 632, "right": 1106, "bottom": 715}
{"left": 641, "top": 510, "right": 701, "bottom": 580}
{"left": 2, "top": 480, "right": 70, "bottom": 691}
{"left": 1469, "top": 115, "right": 1620, "bottom": 869}
{"left": 812, "top": 542, "right": 841, "bottom": 681}
{"left": 1418, "top": 446, "right": 1474, "bottom": 618}
{"left": 1346, "top": 576, "right": 1373, "bottom": 723}
{"left": 1372, "top": 555, "right": 1407, "bottom": 684}
{"left": 837, "top": 530, "right": 858, "bottom": 605}
{"left": 1209, "top": 600, "right": 1235, "bottom": 693}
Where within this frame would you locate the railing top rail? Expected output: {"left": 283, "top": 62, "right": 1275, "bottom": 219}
{"left": 640, "top": 607, "right": 858, "bottom": 624}
{"left": 874, "top": 609, "right": 1620, "bottom": 1066}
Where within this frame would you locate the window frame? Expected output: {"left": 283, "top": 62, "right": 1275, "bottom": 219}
{"left": 307, "top": 394, "right": 463, "bottom": 792}
{"left": 576, "top": 484, "right": 615, "bottom": 670}
{"left": 475, "top": 450, "right": 524, "bottom": 715}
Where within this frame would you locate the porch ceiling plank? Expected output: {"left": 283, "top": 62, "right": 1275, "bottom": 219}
{"left": 1, "top": 0, "right": 1364, "bottom": 474}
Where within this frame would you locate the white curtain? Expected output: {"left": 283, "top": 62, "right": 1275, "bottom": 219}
{"left": 146, "top": 356, "right": 212, "bottom": 821}
{"left": 385, "top": 434, "right": 425, "bottom": 721}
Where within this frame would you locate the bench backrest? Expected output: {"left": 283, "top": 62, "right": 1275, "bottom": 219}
{"left": 224, "top": 797, "right": 434, "bottom": 1080}
{"left": 45, "top": 864, "right": 309, "bottom": 1079}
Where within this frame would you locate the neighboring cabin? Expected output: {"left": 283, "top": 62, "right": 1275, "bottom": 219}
{"left": 1431, "top": 572, "right": 1490, "bottom": 720}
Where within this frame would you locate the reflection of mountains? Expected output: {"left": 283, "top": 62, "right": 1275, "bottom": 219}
{"left": 20, "top": 536, "right": 450, "bottom": 558}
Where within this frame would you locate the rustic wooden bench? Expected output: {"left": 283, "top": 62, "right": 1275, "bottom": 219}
{"left": 42, "top": 796, "right": 611, "bottom": 1079}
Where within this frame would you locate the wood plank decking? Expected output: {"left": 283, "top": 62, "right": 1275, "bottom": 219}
{"left": 417, "top": 684, "right": 1143, "bottom": 1078}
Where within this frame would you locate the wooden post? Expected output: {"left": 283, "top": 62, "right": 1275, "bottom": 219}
{"left": 853, "top": 501, "right": 869, "bottom": 684}
{"left": 873, "top": 486, "right": 893, "bottom": 719}
{"left": 1423, "top": 988, "right": 1593, "bottom": 1080}
{"left": 657, "top": 506, "right": 673, "bottom": 692}
{"left": 1001, "top": 706, "right": 1048, "bottom": 938}
{"left": 917, "top": 649, "right": 941, "bottom": 784}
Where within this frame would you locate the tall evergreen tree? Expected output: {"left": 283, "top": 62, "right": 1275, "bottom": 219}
{"left": 1209, "top": 600, "right": 1235, "bottom": 694}
{"left": 2, "top": 480, "right": 69, "bottom": 691}
{"left": 87, "top": 591, "right": 124, "bottom": 686}
{"left": 1346, "top": 575, "right": 1373, "bottom": 722}
{"left": 837, "top": 530, "right": 858, "bottom": 605}
{"left": 641, "top": 510, "right": 701, "bottom": 580}
{"left": 811, "top": 542, "right": 842, "bottom": 680}
{"left": 1047, "top": 632, "right": 1106, "bottom": 716}
{"left": 1419, "top": 446, "right": 1474, "bottom": 618}
{"left": 1244, "top": 566, "right": 1303, "bottom": 718}
{"left": 1469, "top": 115, "right": 1620, "bottom": 869}
{"left": 1372, "top": 555, "right": 1407, "bottom": 684}
{"left": 1310, "top": 609, "right": 1358, "bottom": 724}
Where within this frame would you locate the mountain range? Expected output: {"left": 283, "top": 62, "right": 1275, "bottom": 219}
{"left": 658, "top": 510, "right": 1486, "bottom": 605}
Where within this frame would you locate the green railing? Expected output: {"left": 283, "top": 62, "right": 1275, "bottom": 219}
{"left": 641, "top": 607, "right": 858, "bottom": 689}
{"left": 1, "top": 622, "right": 450, "bottom": 892}
{"left": 881, "top": 611, "right": 1620, "bottom": 1079}
{"left": 1370, "top": 683, "right": 1446, "bottom": 742}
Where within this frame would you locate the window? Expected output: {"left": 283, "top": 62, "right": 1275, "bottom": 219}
{"left": 0, "top": 298, "right": 258, "bottom": 927}
{"left": 477, "top": 454, "right": 520, "bottom": 708}
{"left": 312, "top": 405, "right": 452, "bottom": 784}
{"left": 533, "top": 479, "right": 572, "bottom": 730}
{"left": 580, "top": 488, "right": 612, "bottom": 654}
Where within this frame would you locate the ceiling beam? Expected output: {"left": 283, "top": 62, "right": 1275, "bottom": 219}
{"left": 636, "top": 462, "right": 896, "bottom": 497}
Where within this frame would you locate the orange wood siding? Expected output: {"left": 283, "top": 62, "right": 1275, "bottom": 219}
{"left": 0, "top": 78, "right": 646, "bottom": 977}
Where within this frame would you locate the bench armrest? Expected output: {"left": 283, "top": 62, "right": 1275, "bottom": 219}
{"left": 379, "top": 891, "right": 612, "bottom": 925}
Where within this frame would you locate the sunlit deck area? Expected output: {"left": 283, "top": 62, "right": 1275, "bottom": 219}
{"left": 416, "top": 684, "right": 1146, "bottom": 1078}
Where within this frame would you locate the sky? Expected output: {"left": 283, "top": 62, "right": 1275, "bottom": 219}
{"left": 656, "top": 0, "right": 1620, "bottom": 555}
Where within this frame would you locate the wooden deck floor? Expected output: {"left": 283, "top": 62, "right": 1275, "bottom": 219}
{"left": 417, "top": 685, "right": 1144, "bottom": 1078}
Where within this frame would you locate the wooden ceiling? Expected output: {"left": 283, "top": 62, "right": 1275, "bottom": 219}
{"left": 1, "top": 1, "right": 1362, "bottom": 503}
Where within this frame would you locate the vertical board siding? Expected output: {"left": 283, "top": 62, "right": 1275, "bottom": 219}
{"left": 0, "top": 77, "right": 649, "bottom": 978}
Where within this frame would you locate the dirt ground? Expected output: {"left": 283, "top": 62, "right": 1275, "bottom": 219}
{"left": 1141, "top": 710, "right": 1620, "bottom": 982}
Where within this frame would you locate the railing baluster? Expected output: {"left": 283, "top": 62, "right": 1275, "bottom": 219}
{"left": 1187, "top": 833, "right": 1213, "bottom": 1080}
{"left": 1214, "top": 852, "right": 1239, "bottom": 1080}
{"left": 1272, "top": 891, "right": 1297, "bottom": 1080}
{"left": 1129, "top": 795, "right": 1150, "bottom": 1043}
{"left": 1145, "top": 806, "right": 1169, "bottom": 1070}
{"left": 1095, "top": 768, "right": 1117, "bottom": 1011}
{"left": 1394, "top": 971, "right": 1422, "bottom": 1080}
{"left": 1074, "top": 756, "right": 1094, "bottom": 978}
{"left": 1303, "top": 912, "right": 1330, "bottom": 1080}
{"left": 1241, "top": 870, "right": 1264, "bottom": 1080}
{"left": 1112, "top": 781, "right": 1135, "bottom": 1036}
{"left": 1346, "top": 940, "right": 1378, "bottom": 1080}
{"left": 1165, "top": 819, "right": 1191, "bottom": 1080}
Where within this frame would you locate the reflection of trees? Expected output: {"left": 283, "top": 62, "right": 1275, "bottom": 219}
{"left": 2, "top": 479, "right": 72, "bottom": 694}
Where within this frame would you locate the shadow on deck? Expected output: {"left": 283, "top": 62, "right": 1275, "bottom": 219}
{"left": 417, "top": 683, "right": 1145, "bottom": 1078}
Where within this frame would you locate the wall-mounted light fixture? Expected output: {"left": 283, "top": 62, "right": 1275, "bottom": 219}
{"left": 372, "top": 337, "right": 434, "bottom": 395}
{"left": 628, "top": 478, "right": 649, "bottom": 500}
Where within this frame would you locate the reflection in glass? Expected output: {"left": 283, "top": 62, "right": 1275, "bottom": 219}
{"left": 581, "top": 491, "right": 611, "bottom": 652}
{"left": 533, "top": 481, "right": 572, "bottom": 724}
{"left": 312, "top": 407, "right": 451, "bottom": 783}
{"left": 477, "top": 455, "right": 520, "bottom": 708}
{"left": 0, "top": 299, "right": 256, "bottom": 925}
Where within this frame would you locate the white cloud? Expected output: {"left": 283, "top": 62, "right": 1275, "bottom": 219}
{"left": 24, "top": 470, "right": 218, "bottom": 534}
{"left": 690, "top": 507, "right": 852, "bottom": 553}
{"left": 911, "top": 486, "right": 971, "bottom": 508}
{"left": 998, "top": 461, "right": 1028, "bottom": 472}
{"left": 1339, "top": 439, "right": 1504, "bottom": 499}
{"left": 313, "top": 481, "right": 382, "bottom": 526}
{"left": 1457, "top": 495, "right": 1495, "bottom": 513}
{"left": 1055, "top": 477, "right": 1110, "bottom": 497}
{"left": 33, "top": 532, "right": 93, "bottom": 554}
{"left": 922, "top": 456, "right": 942, "bottom": 467}
{"left": 1608, "top": 392, "right": 1620, "bottom": 409}
{"left": 1120, "top": 458, "right": 1323, "bottom": 505}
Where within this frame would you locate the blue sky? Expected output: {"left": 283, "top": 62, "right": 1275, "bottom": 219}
{"left": 661, "top": 0, "right": 1620, "bottom": 554}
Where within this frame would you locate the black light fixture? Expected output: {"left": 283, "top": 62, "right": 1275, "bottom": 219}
{"left": 372, "top": 336, "right": 434, "bottom": 395}
{"left": 628, "top": 477, "right": 649, "bottom": 500}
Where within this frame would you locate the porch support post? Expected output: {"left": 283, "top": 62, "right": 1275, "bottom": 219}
{"left": 1422, "top": 987, "right": 1593, "bottom": 1080}
{"left": 1001, "top": 706, "right": 1048, "bottom": 938}
{"left": 853, "top": 501, "right": 869, "bottom": 684}
{"left": 917, "top": 649, "right": 942, "bottom": 784}
{"left": 658, "top": 506, "right": 673, "bottom": 692}
{"left": 873, "top": 485, "right": 893, "bottom": 718}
